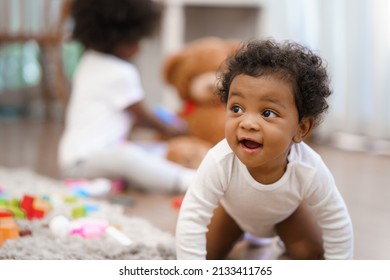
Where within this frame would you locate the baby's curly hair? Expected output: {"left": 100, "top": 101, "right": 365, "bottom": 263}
{"left": 217, "top": 39, "right": 332, "bottom": 127}
{"left": 71, "top": 0, "right": 161, "bottom": 53}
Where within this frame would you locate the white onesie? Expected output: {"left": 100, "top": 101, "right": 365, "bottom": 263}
{"left": 176, "top": 139, "right": 353, "bottom": 259}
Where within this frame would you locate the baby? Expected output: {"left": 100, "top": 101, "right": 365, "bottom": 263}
{"left": 176, "top": 39, "right": 353, "bottom": 259}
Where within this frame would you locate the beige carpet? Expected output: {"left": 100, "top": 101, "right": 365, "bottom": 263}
{"left": 0, "top": 168, "right": 176, "bottom": 259}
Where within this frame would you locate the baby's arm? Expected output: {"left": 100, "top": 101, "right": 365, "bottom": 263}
{"left": 176, "top": 152, "right": 225, "bottom": 259}
{"left": 307, "top": 172, "right": 354, "bottom": 259}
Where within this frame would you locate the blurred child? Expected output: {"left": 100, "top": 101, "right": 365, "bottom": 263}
{"left": 176, "top": 39, "right": 353, "bottom": 259}
{"left": 58, "top": 0, "right": 195, "bottom": 193}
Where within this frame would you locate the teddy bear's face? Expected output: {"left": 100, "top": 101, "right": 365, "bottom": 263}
{"left": 188, "top": 71, "right": 220, "bottom": 105}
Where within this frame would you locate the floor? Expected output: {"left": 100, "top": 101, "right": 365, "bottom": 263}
{"left": 0, "top": 117, "right": 389, "bottom": 259}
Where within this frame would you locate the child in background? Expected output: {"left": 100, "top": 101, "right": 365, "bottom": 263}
{"left": 58, "top": 0, "right": 195, "bottom": 193}
{"left": 176, "top": 40, "right": 353, "bottom": 259}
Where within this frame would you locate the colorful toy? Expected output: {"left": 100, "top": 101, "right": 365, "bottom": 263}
{"left": 0, "top": 216, "right": 20, "bottom": 240}
{"left": 20, "top": 194, "right": 51, "bottom": 220}
{"left": 0, "top": 194, "right": 51, "bottom": 220}
{"left": 64, "top": 178, "right": 119, "bottom": 197}
{"left": 70, "top": 218, "right": 108, "bottom": 239}
{"left": 0, "top": 193, "right": 53, "bottom": 247}
{"left": 0, "top": 183, "right": 132, "bottom": 248}
{"left": 71, "top": 206, "right": 87, "bottom": 219}
{"left": 0, "top": 209, "right": 12, "bottom": 218}
{"left": 49, "top": 215, "right": 133, "bottom": 245}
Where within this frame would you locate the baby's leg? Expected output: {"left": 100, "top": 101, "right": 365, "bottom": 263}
{"left": 275, "top": 203, "right": 324, "bottom": 259}
{"left": 74, "top": 143, "right": 195, "bottom": 193}
{"left": 206, "top": 203, "right": 243, "bottom": 259}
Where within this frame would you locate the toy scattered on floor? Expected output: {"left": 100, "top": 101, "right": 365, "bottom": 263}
{"left": 0, "top": 212, "right": 33, "bottom": 247}
{"left": 49, "top": 215, "right": 133, "bottom": 245}
{"left": 71, "top": 203, "right": 100, "bottom": 219}
{"left": 64, "top": 178, "right": 126, "bottom": 197}
{"left": 21, "top": 194, "right": 52, "bottom": 219}
{"left": 0, "top": 193, "right": 53, "bottom": 247}
{"left": 163, "top": 37, "right": 240, "bottom": 169}
{"left": 0, "top": 214, "right": 20, "bottom": 246}
{"left": 0, "top": 194, "right": 51, "bottom": 220}
{"left": 65, "top": 178, "right": 111, "bottom": 197}
{"left": 0, "top": 178, "right": 132, "bottom": 248}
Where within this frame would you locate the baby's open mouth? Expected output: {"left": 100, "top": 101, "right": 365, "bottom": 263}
{"left": 240, "top": 139, "right": 262, "bottom": 149}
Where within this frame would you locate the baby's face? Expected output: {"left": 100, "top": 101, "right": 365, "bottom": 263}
{"left": 225, "top": 74, "right": 301, "bottom": 184}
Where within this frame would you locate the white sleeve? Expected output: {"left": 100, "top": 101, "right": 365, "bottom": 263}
{"left": 109, "top": 65, "right": 144, "bottom": 110}
{"left": 306, "top": 168, "right": 354, "bottom": 259}
{"left": 175, "top": 151, "right": 227, "bottom": 259}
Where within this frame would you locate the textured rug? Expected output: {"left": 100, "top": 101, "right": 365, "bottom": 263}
{"left": 0, "top": 167, "right": 176, "bottom": 259}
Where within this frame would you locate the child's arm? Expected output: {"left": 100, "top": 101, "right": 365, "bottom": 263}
{"left": 127, "top": 102, "right": 187, "bottom": 137}
{"left": 307, "top": 172, "right": 354, "bottom": 259}
{"left": 176, "top": 152, "right": 226, "bottom": 259}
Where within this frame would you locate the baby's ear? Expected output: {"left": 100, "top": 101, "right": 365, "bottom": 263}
{"left": 293, "top": 117, "right": 314, "bottom": 143}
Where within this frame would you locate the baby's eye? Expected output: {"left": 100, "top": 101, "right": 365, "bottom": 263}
{"left": 231, "top": 105, "right": 243, "bottom": 114}
{"left": 262, "top": 110, "right": 277, "bottom": 118}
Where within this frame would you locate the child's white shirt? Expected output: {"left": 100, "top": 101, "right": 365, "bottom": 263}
{"left": 176, "top": 139, "right": 353, "bottom": 259}
{"left": 59, "top": 50, "right": 144, "bottom": 168}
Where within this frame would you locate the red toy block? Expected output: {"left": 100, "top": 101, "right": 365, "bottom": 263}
{"left": 20, "top": 195, "right": 35, "bottom": 220}
{"left": 0, "top": 209, "right": 12, "bottom": 218}
{"left": 20, "top": 194, "right": 49, "bottom": 220}
{"left": 33, "top": 209, "right": 44, "bottom": 219}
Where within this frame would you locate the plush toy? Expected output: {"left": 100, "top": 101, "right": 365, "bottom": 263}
{"left": 162, "top": 37, "right": 240, "bottom": 168}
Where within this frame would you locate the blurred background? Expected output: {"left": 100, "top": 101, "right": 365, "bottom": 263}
{"left": 0, "top": 0, "right": 389, "bottom": 259}
{"left": 1, "top": 0, "right": 389, "bottom": 153}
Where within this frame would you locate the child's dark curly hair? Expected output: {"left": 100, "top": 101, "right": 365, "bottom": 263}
{"left": 217, "top": 39, "right": 332, "bottom": 127}
{"left": 71, "top": 0, "right": 161, "bottom": 54}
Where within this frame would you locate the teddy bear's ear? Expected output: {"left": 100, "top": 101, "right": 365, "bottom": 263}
{"left": 163, "top": 53, "right": 183, "bottom": 85}
{"left": 162, "top": 52, "right": 191, "bottom": 99}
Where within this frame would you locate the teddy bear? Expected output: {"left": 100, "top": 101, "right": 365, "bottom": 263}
{"left": 162, "top": 37, "right": 240, "bottom": 168}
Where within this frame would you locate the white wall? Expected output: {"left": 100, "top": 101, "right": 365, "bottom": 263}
{"left": 134, "top": 0, "right": 390, "bottom": 153}
{"left": 133, "top": 0, "right": 264, "bottom": 109}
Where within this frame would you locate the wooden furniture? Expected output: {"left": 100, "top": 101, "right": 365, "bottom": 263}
{"left": 0, "top": 0, "right": 72, "bottom": 114}
{"left": 157, "top": 0, "right": 264, "bottom": 55}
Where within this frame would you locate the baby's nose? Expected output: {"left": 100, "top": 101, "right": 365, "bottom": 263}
{"left": 239, "top": 115, "right": 260, "bottom": 130}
